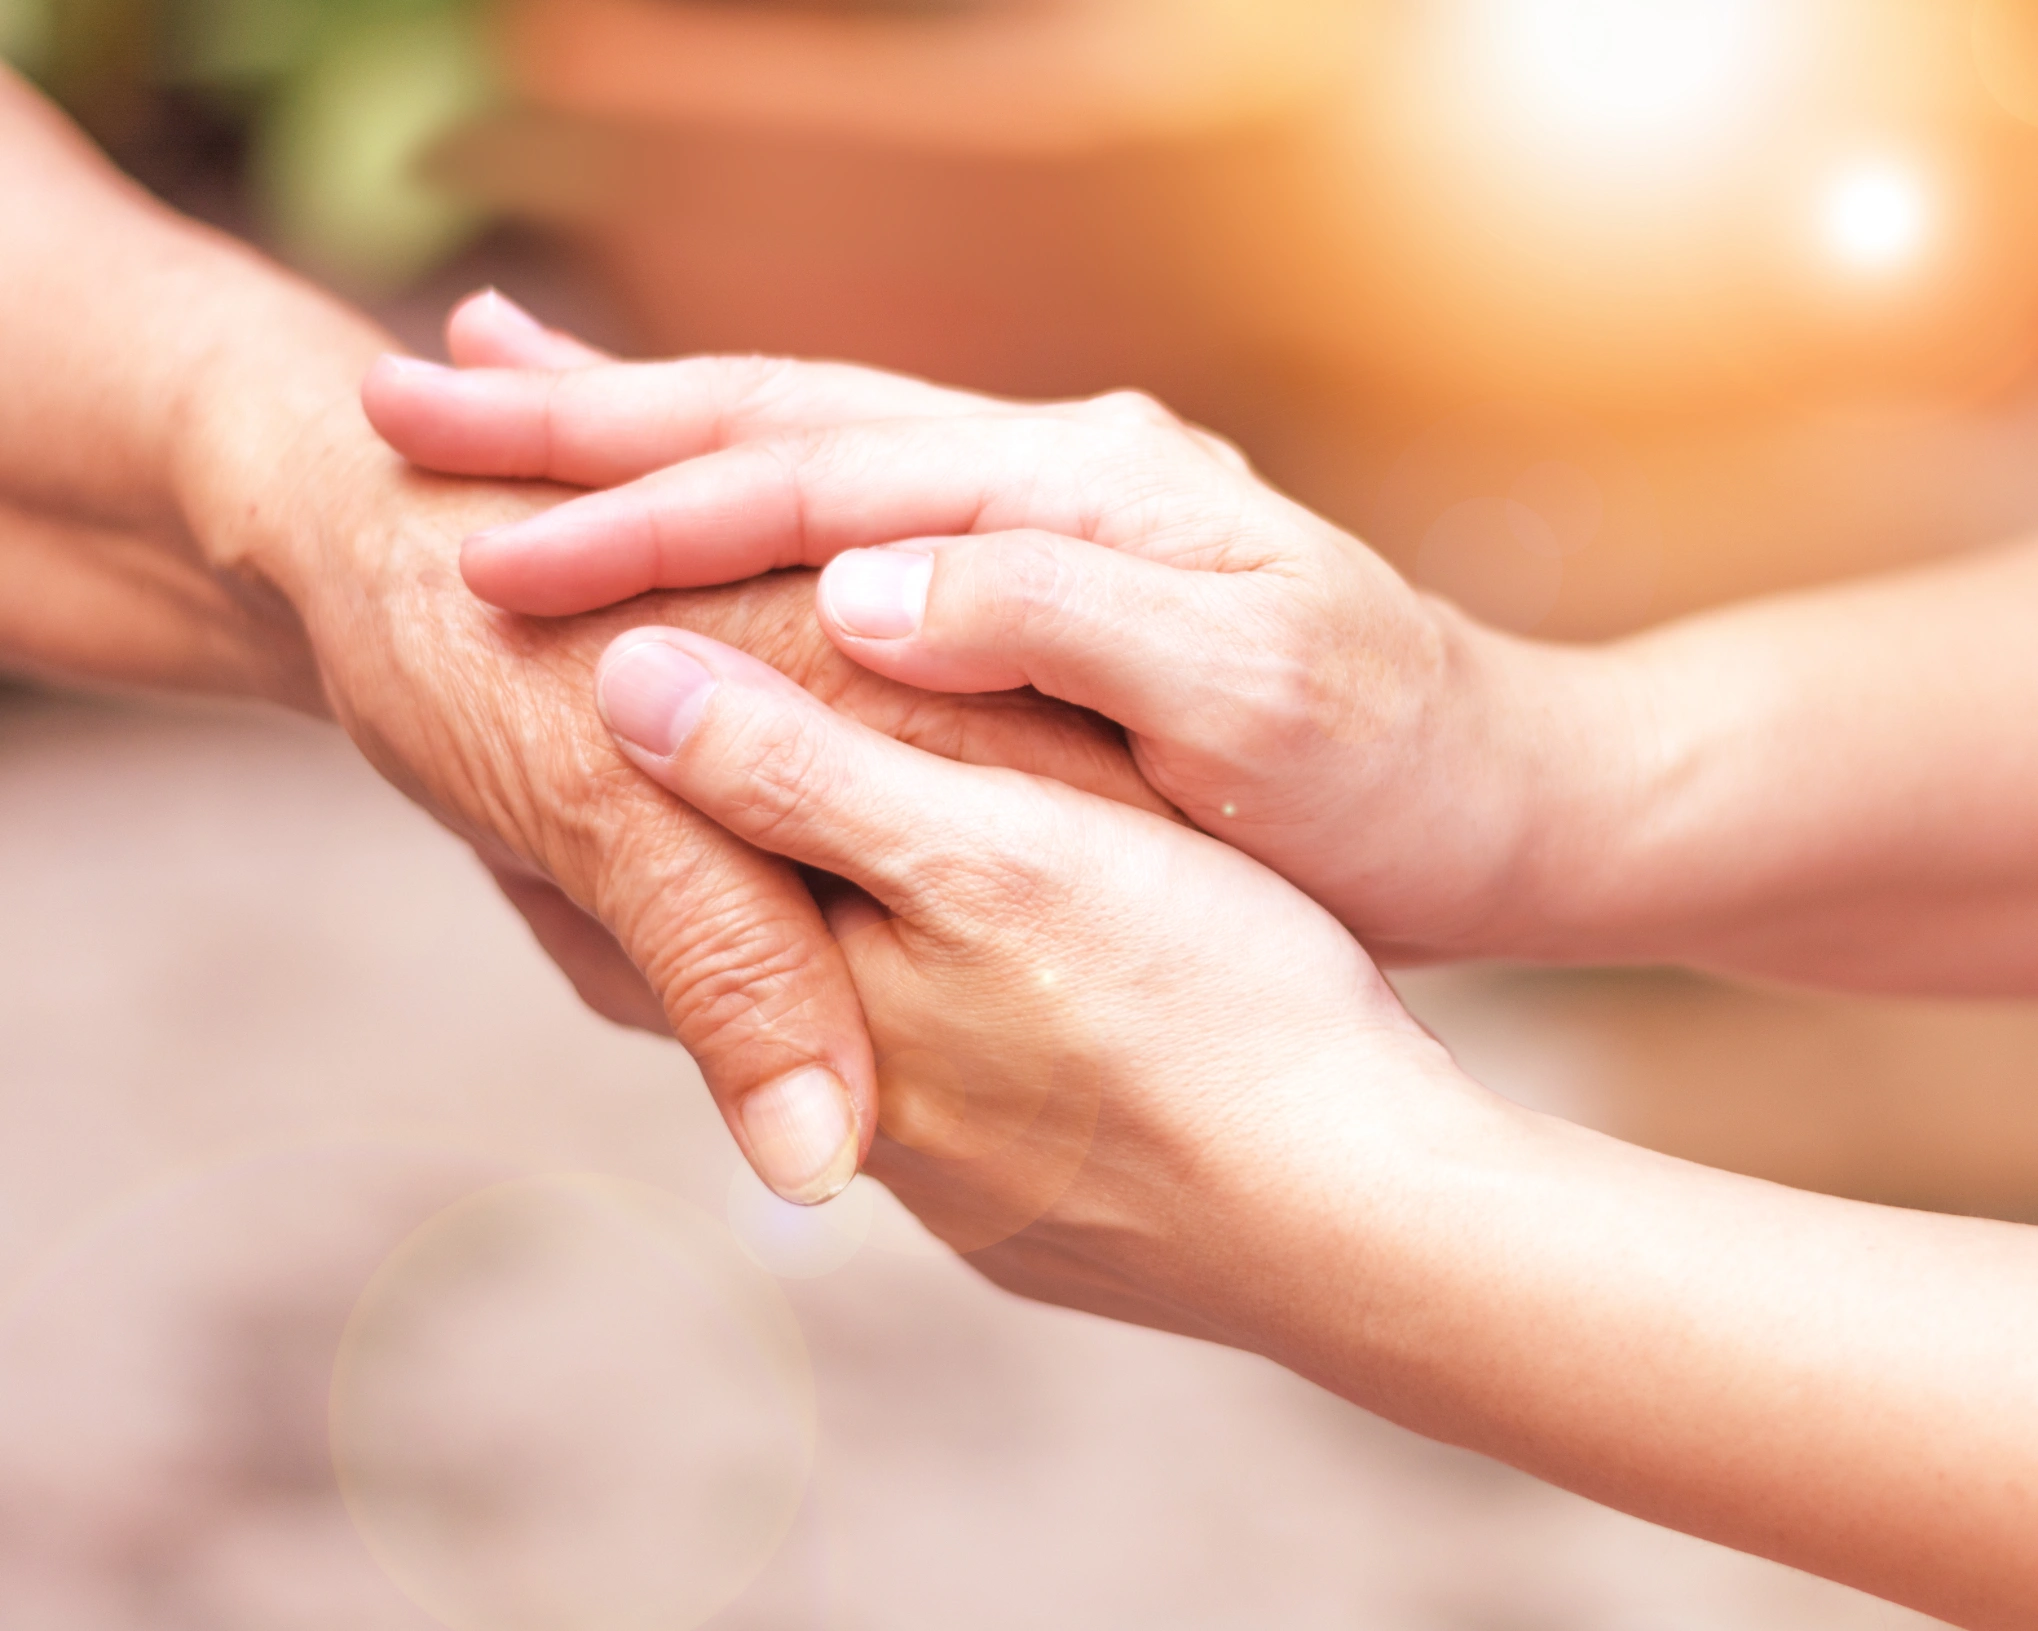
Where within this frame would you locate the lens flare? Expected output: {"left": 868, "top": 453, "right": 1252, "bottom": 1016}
{"left": 1821, "top": 162, "right": 1932, "bottom": 273}
{"left": 726, "top": 1162, "right": 874, "bottom": 1280}
{"left": 332, "top": 1175, "right": 815, "bottom": 1631}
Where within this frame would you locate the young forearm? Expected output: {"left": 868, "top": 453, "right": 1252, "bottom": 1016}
{"left": 1486, "top": 541, "right": 2038, "bottom": 992}
{"left": 1208, "top": 1068, "right": 2038, "bottom": 1628}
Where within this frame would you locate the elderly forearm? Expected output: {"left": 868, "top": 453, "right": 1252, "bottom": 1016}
{"left": 0, "top": 67, "right": 387, "bottom": 704}
{"left": 0, "top": 501, "right": 319, "bottom": 701}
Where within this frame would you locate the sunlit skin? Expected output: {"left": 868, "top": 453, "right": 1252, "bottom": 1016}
{"left": 373, "top": 325, "right": 2038, "bottom": 1627}
{"left": 0, "top": 66, "right": 1162, "bottom": 1204}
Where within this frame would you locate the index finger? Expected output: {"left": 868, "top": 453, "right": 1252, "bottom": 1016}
{"left": 457, "top": 414, "right": 1256, "bottom": 616}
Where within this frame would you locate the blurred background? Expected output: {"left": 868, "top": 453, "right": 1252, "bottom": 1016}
{"left": 5, "top": 0, "right": 2038, "bottom": 1624}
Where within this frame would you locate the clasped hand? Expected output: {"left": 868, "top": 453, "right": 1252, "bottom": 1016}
{"left": 359, "top": 299, "right": 2038, "bottom": 1631}
{"left": 362, "top": 298, "right": 1513, "bottom": 1288}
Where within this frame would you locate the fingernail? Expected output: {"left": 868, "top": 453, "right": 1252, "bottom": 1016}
{"left": 739, "top": 1067, "right": 861, "bottom": 1205}
{"left": 823, "top": 549, "right": 933, "bottom": 639}
{"left": 482, "top": 287, "right": 546, "bottom": 334}
{"left": 377, "top": 354, "right": 454, "bottom": 381}
{"left": 599, "top": 639, "right": 718, "bottom": 757}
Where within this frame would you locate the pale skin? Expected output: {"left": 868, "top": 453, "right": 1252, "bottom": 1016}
{"left": 368, "top": 344, "right": 2038, "bottom": 1625}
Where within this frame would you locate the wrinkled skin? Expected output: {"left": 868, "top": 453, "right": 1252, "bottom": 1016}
{"left": 366, "top": 330, "right": 1609, "bottom": 970}
{"left": 174, "top": 295, "right": 1160, "bottom": 1181}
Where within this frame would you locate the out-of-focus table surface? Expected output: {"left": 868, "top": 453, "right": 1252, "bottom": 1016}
{"left": 0, "top": 685, "right": 1963, "bottom": 1629}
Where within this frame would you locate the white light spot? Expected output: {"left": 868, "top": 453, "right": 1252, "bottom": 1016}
{"left": 727, "top": 1162, "right": 873, "bottom": 1279}
{"left": 1468, "top": 0, "right": 1774, "bottom": 151}
{"left": 1221, "top": 802, "right": 1239, "bottom": 819}
{"left": 1822, "top": 162, "right": 1932, "bottom": 272}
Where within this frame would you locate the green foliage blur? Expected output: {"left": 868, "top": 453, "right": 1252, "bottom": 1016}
{"left": 0, "top": 0, "right": 496, "bottom": 291}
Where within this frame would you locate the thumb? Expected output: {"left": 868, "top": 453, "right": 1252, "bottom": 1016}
{"left": 574, "top": 797, "right": 878, "bottom": 1207}
{"left": 593, "top": 627, "right": 1062, "bottom": 921}
{"left": 815, "top": 530, "right": 1254, "bottom": 746}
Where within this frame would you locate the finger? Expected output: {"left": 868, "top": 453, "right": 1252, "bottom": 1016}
{"left": 815, "top": 531, "right": 1259, "bottom": 744}
{"left": 366, "top": 348, "right": 1008, "bottom": 492}
{"left": 462, "top": 414, "right": 1248, "bottom": 616}
{"left": 593, "top": 627, "right": 1055, "bottom": 916}
{"left": 576, "top": 791, "right": 880, "bottom": 1208}
{"left": 446, "top": 288, "right": 610, "bottom": 371}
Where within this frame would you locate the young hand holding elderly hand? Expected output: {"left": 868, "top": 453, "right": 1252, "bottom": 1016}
{"left": 366, "top": 304, "right": 2038, "bottom": 1629}
{"left": 374, "top": 323, "right": 2038, "bottom": 997}
{"left": 366, "top": 326, "right": 1546, "bottom": 967}
{"left": 8, "top": 44, "right": 2027, "bottom": 1628}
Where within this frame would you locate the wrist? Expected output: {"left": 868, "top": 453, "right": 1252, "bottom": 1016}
{"left": 1156, "top": 1026, "right": 1529, "bottom": 1363}
{"left": 167, "top": 269, "right": 397, "bottom": 715}
{"left": 1408, "top": 601, "right": 1663, "bottom": 964}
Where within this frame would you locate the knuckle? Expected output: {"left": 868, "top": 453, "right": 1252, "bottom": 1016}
{"left": 1201, "top": 599, "right": 1344, "bottom": 768}
{"left": 669, "top": 354, "right": 807, "bottom": 450}
{"left": 1062, "top": 420, "right": 1218, "bottom": 543}
{"left": 725, "top": 706, "right": 837, "bottom": 850}
{"left": 720, "top": 354, "right": 806, "bottom": 418}
{"left": 1192, "top": 427, "right": 1252, "bottom": 474}
{"left": 644, "top": 891, "right": 830, "bottom": 1060}
{"left": 1083, "top": 388, "right": 1181, "bottom": 431}
{"left": 534, "top": 370, "right": 568, "bottom": 475}
{"left": 1249, "top": 652, "right": 1335, "bottom": 761}
{"left": 979, "top": 533, "right": 1085, "bottom": 641}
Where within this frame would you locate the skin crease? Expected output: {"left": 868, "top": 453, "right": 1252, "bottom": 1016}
{"left": 378, "top": 345, "right": 2038, "bottom": 996}
{"left": 0, "top": 67, "right": 1158, "bottom": 1201}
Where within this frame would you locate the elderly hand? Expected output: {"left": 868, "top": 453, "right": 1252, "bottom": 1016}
{"left": 167, "top": 292, "right": 1154, "bottom": 1207}
{"left": 364, "top": 329, "right": 1630, "bottom": 969}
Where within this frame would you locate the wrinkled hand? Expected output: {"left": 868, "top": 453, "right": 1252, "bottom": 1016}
{"left": 191, "top": 296, "right": 1154, "bottom": 1204}
{"left": 366, "top": 319, "right": 1592, "bottom": 964}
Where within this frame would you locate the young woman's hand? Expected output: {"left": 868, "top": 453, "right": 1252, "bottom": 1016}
{"left": 365, "top": 311, "right": 1627, "bottom": 968}
{"left": 587, "top": 618, "right": 2038, "bottom": 1631}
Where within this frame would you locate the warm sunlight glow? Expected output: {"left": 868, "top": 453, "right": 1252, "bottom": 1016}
{"left": 1466, "top": 0, "right": 1775, "bottom": 152}
{"left": 1822, "top": 162, "right": 1932, "bottom": 273}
